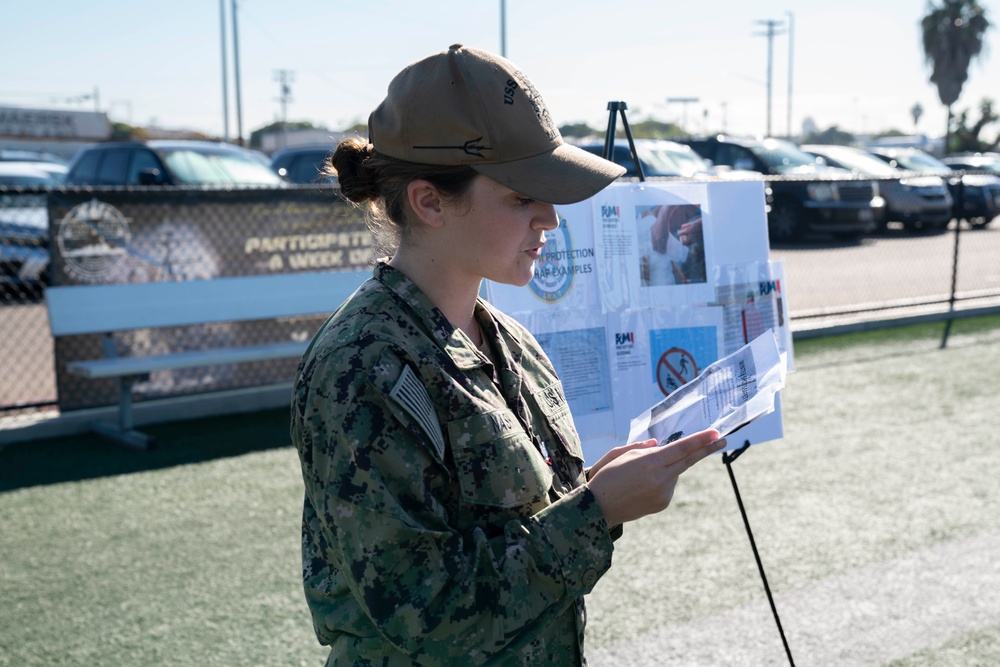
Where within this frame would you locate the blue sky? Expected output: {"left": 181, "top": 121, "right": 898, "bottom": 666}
{"left": 3, "top": 0, "right": 998, "bottom": 142}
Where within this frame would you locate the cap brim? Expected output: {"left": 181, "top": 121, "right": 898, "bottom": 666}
{"left": 472, "top": 143, "right": 626, "bottom": 205}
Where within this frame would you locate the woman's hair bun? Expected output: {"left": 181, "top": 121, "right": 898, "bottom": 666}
{"left": 330, "top": 137, "right": 377, "bottom": 203}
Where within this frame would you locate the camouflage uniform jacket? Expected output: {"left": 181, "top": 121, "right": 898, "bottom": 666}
{"left": 291, "top": 261, "right": 616, "bottom": 666}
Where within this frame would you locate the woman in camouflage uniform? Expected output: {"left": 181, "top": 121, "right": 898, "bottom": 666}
{"left": 291, "top": 44, "right": 726, "bottom": 666}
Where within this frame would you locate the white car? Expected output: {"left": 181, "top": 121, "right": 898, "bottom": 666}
{"left": 0, "top": 162, "right": 58, "bottom": 288}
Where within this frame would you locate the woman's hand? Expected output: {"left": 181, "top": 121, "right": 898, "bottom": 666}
{"left": 588, "top": 438, "right": 659, "bottom": 479}
{"left": 587, "top": 429, "right": 725, "bottom": 528}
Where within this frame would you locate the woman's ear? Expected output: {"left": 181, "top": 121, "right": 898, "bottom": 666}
{"left": 406, "top": 180, "right": 445, "bottom": 228}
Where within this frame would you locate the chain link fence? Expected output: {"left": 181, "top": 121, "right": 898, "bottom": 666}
{"left": 2, "top": 179, "right": 999, "bottom": 429}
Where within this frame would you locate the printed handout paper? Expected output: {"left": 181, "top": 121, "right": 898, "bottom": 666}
{"left": 627, "top": 329, "right": 786, "bottom": 448}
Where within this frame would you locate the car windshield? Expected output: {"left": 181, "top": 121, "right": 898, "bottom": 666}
{"left": 814, "top": 147, "right": 898, "bottom": 176}
{"left": 160, "top": 148, "right": 282, "bottom": 185}
{"left": 953, "top": 159, "right": 1000, "bottom": 174}
{"left": 888, "top": 151, "right": 950, "bottom": 172}
{"left": 632, "top": 143, "right": 687, "bottom": 176}
{"left": 748, "top": 139, "right": 820, "bottom": 173}
{"left": 657, "top": 145, "right": 711, "bottom": 177}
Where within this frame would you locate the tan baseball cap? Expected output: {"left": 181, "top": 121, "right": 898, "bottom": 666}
{"left": 368, "top": 44, "right": 625, "bottom": 205}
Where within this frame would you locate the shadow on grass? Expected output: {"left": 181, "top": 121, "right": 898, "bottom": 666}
{"left": 0, "top": 407, "right": 292, "bottom": 493}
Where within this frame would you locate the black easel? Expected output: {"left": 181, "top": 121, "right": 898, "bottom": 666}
{"left": 723, "top": 440, "right": 796, "bottom": 666}
{"left": 603, "top": 102, "right": 795, "bottom": 664}
{"left": 603, "top": 101, "right": 645, "bottom": 181}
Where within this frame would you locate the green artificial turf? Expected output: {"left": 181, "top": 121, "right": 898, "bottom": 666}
{"left": 1, "top": 314, "right": 998, "bottom": 666}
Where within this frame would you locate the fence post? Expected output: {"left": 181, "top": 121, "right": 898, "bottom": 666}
{"left": 940, "top": 175, "right": 965, "bottom": 349}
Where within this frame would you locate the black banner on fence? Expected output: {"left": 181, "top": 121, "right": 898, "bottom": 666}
{"left": 47, "top": 186, "right": 373, "bottom": 411}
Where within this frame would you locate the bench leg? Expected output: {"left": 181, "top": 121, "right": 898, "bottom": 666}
{"left": 91, "top": 420, "right": 154, "bottom": 450}
{"left": 91, "top": 375, "right": 155, "bottom": 451}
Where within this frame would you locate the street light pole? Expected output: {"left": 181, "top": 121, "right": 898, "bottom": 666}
{"left": 219, "top": 0, "right": 229, "bottom": 142}
{"left": 666, "top": 97, "right": 700, "bottom": 133}
{"left": 786, "top": 11, "right": 794, "bottom": 138}
{"left": 231, "top": 0, "right": 244, "bottom": 146}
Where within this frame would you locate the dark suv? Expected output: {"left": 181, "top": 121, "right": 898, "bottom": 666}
{"left": 679, "top": 136, "right": 883, "bottom": 241}
{"left": 270, "top": 145, "right": 336, "bottom": 184}
{"left": 65, "top": 140, "right": 284, "bottom": 187}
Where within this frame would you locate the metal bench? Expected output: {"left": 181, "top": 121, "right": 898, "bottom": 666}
{"left": 45, "top": 269, "right": 369, "bottom": 449}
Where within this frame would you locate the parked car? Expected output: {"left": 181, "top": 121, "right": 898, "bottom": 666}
{"left": 0, "top": 161, "right": 64, "bottom": 188}
{"left": 64, "top": 140, "right": 284, "bottom": 187}
{"left": 942, "top": 153, "right": 1000, "bottom": 175}
{"left": 270, "top": 144, "right": 337, "bottom": 184}
{"left": 801, "top": 144, "right": 952, "bottom": 232}
{"left": 0, "top": 163, "right": 56, "bottom": 288}
{"left": 678, "top": 136, "right": 883, "bottom": 241}
{"left": 0, "top": 149, "right": 69, "bottom": 181}
{"left": 0, "top": 154, "right": 67, "bottom": 183}
{"left": 869, "top": 147, "right": 1000, "bottom": 228}
{"left": 576, "top": 138, "right": 722, "bottom": 178}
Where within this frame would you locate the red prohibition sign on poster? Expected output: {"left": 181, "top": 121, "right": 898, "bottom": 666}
{"left": 656, "top": 347, "right": 698, "bottom": 396}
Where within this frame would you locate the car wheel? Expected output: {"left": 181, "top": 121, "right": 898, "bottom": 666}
{"left": 904, "top": 219, "right": 938, "bottom": 233}
{"left": 872, "top": 212, "right": 890, "bottom": 234}
{"left": 768, "top": 199, "right": 802, "bottom": 242}
{"left": 968, "top": 216, "right": 993, "bottom": 229}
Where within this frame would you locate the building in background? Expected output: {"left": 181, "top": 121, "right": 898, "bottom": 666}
{"left": 0, "top": 105, "right": 111, "bottom": 160}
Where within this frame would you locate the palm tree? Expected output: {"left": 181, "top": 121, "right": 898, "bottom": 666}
{"left": 921, "top": 0, "right": 991, "bottom": 153}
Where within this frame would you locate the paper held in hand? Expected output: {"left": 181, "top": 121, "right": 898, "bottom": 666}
{"left": 627, "top": 329, "right": 787, "bottom": 447}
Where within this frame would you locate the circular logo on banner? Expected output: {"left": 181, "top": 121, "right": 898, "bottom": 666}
{"left": 656, "top": 346, "right": 698, "bottom": 396}
{"left": 529, "top": 211, "right": 573, "bottom": 303}
{"left": 57, "top": 198, "right": 131, "bottom": 281}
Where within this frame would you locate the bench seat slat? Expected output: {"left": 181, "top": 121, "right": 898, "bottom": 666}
{"left": 46, "top": 270, "right": 369, "bottom": 337}
{"left": 65, "top": 340, "right": 311, "bottom": 379}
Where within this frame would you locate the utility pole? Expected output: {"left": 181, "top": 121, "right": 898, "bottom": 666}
{"left": 500, "top": 0, "right": 507, "bottom": 57}
{"left": 274, "top": 69, "right": 295, "bottom": 150}
{"left": 786, "top": 11, "right": 794, "bottom": 138}
{"left": 231, "top": 0, "right": 244, "bottom": 146}
{"left": 754, "top": 19, "right": 785, "bottom": 138}
{"left": 219, "top": 0, "right": 229, "bottom": 142}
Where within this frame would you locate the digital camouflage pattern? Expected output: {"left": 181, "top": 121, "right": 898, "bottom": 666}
{"left": 291, "top": 261, "right": 616, "bottom": 666}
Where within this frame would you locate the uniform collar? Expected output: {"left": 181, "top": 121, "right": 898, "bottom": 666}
{"left": 373, "top": 259, "right": 485, "bottom": 371}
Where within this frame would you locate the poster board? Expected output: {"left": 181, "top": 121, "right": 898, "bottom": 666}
{"left": 487, "top": 180, "right": 792, "bottom": 464}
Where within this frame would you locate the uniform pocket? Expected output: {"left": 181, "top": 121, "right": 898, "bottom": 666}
{"left": 527, "top": 381, "right": 585, "bottom": 464}
{"left": 447, "top": 409, "right": 553, "bottom": 509}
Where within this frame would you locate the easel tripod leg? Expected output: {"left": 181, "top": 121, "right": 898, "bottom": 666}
{"left": 723, "top": 440, "right": 796, "bottom": 666}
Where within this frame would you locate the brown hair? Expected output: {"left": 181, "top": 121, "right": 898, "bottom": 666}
{"left": 327, "top": 136, "right": 478, "bottom": 252}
